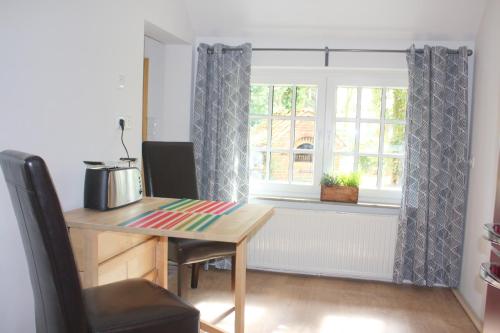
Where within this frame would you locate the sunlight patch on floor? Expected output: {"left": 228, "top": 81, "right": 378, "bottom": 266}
{"left": 319, "top": 314, "right": 387, "bottom": 333}
{"left": 195, "top": 301, "right": 266, "bottom": 332}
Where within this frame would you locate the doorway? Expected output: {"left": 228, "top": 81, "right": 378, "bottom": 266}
{"left": 143, "top": 35, "right": 167, "bottom": 141}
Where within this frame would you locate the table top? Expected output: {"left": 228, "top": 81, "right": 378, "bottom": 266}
{"left": 64, "top": 197, "right": 274, "bottom": 243}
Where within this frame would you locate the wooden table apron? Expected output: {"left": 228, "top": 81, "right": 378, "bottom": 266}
{"left": 64, "top": 197, "right": 274, "bottom": 333}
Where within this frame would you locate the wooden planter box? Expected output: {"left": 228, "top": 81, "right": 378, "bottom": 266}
{"left": 320, "top": 185, "right": 359, "bottom": 204}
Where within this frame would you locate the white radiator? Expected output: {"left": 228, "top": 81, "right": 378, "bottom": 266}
{"left": 247, "top": 208, "right": 399, "bottom": 282}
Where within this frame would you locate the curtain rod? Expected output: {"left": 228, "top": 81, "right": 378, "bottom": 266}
{"left": 201, "top": 46, "right": 473, "bottom": 67}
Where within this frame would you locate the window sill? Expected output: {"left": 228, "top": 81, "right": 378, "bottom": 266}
{"left": 249, "top": 195, "right": 400, "bottom": 215}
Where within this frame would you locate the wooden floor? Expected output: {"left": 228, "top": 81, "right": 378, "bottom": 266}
{"left": 170, "top": 267, "right": 478, "bottom": 333}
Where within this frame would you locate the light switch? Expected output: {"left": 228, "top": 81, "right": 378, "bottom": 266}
{"left": 118, "top": 74, "right": 126, "bottom": 89}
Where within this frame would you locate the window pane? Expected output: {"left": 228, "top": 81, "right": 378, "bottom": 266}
{"left": 359, "top": 123, "right": 380, "bottom": 153}
{"left": 270, "top": 152, "right": 289, "bottom": 182}
{"left": 294, "top": 120, "right": 315, "bottom": 150}
{"left": 359, "top": 156, "right": 378, "bottom": 188}
{"left": 382, "top": 158, "right": 403, "bottom": 189}
{"left": 293, "top": 153, "right": 313, "bottom": 184}
{"left": 333, "top": 155, "right": 354, "bottom": 174}
{"left": 360, "top": 88, "right": 382, "bottom": 119}
{"left": 272, "top": 86, "right": 293, "bottom": 115}
{"left": 250, "top": 151, "right": 267, "bottom": 181}
{"left": 249, "top": 118, "right": 268, "bottom": 148}
{"left": 271, "top": 120, "right": 291, "bottom": 149}
{"left": 335, "top": 122, "right": 356, "bottom": 152}
{"left": 383, "top": 124, "right": 405, "bottom": 154}
{"left": 250, "top": 85, "right": 270, "bottom": 115}
{"left": 386, "top": 88, "right": 407, "bottom": 120}
{"left": 336, "top": 87, "right": 357, "bottom": 118}
{"left": 296, "top": 86, "right": 317, "bottom": 117}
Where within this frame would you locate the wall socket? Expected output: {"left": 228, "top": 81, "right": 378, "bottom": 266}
{"left": 116, "top": 116, "right": 132, "bottom": 130}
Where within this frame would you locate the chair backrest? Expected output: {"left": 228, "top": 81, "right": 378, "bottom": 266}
{"left": 0, "top": 150, "right": 87, "bottom": 333}
{"left": 142, "top": 142, "right": 199, "bottom": 200}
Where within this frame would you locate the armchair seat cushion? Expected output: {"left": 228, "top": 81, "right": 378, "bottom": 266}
{"left": 168, "top": 238, "right": 236, "bottom": 264}
{"left": 83, "top": 279, "right": 199, "bottom": 333}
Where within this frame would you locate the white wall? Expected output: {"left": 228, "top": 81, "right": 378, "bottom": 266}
{"left": 162, "top": 45, "right": 193, "bottom": 141}
{"left": 185, "top": 0, "right": 487, "bottom": 42}
{"left": 459, "top": 0, "right": 500, "bottom": 322}
{"left": 143, "top": 0, "right": 193, "bottom": 44}
{"left": 144, "top": 37, "right": 193, "bottom": 141}
{"left": 0, "top": 0, "right": 192, "bottom": 331}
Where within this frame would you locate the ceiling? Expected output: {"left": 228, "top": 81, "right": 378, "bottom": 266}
{"left": 184, "top": 0, "right": 487, "bottom": 41}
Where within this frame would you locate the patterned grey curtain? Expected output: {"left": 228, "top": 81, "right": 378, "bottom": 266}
{"left": 393, "top": 45, "right": 469, "bottom": 287}
{"left": 191, "top": 43, "right": 252, "bottom": 203}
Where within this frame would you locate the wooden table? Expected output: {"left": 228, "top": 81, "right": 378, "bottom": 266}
{"left": 65, "top": 197, "right": 273, "bottom": 333}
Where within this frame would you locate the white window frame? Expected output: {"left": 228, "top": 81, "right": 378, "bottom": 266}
{"left": 250, "top": 68, "right": 327, "bottom": 199}
{"left": 249, "top": 68, "right": 408, "bottom": 205}
{"left": 325, "top": 69, "right": 408, "bottom": 205}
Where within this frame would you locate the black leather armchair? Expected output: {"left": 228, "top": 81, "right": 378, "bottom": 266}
{"left": 0, "top": 150, "right": 199, "bottom": 333}
{"left": 142, "top": 141, "right": 236, "bottom": 297}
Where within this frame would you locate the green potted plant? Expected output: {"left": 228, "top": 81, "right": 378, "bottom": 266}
{"left": 320, "top": 172, "right": 360, "bottom": 203}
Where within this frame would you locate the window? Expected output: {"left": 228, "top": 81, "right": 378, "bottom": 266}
{"left": 331, "top": 86, "right": 407, "bottom": 201}
{"left": 249, "top": 69, "right": 408, "bottom": 204}
{"left": 249, "top": 84, "right": 319, "bottom": 191}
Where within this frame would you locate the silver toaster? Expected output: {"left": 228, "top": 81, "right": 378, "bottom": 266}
{"left": 84, "top": 166, "right": 143, "bottom": 211}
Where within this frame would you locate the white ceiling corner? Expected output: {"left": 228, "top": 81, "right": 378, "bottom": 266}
{"left": 184, "top": 0, "right": 487, "bottom": 41}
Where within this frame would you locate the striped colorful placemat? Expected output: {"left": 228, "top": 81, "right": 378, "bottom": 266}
{"left": 117, "top": 199, "right": 243, "bottom": 232}
{"left": 158, "top": 198, "right": 243, "bottom": 215}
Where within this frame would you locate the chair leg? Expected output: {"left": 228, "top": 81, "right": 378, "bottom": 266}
{"left": 191, "top": 263, "right": 200, "bottom": 289}
{"left": 177, "top": 264, "right": 187, "bottom": 297}
{"left": 231, "top": 255, "right": 236, "bottom": 291}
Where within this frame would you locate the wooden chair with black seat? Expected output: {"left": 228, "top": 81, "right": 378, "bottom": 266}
{"left": 142, "top": 141, "right": 236, "bottom": 297}
{"left": 0, "top": 150, "right": 199, "bottom": 333}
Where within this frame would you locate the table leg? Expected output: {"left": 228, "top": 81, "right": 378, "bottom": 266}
{"left": 201, "top": 321, "right": 228, "bottom": 333}
{"left": 82, "top": 229, "right": 98, "bottom": 288}
{"left": 234, "top": 238, "right": 247, "bottom": 333}
{"left": 156, "top": 236, "right": 168, "bottom": 289}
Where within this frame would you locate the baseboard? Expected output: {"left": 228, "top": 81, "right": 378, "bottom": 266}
{"left": 452, "top": 289, "right": 482, "bottom": 332}
{"left": 247, "top": 264, "right": 393, "bottom": 282}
